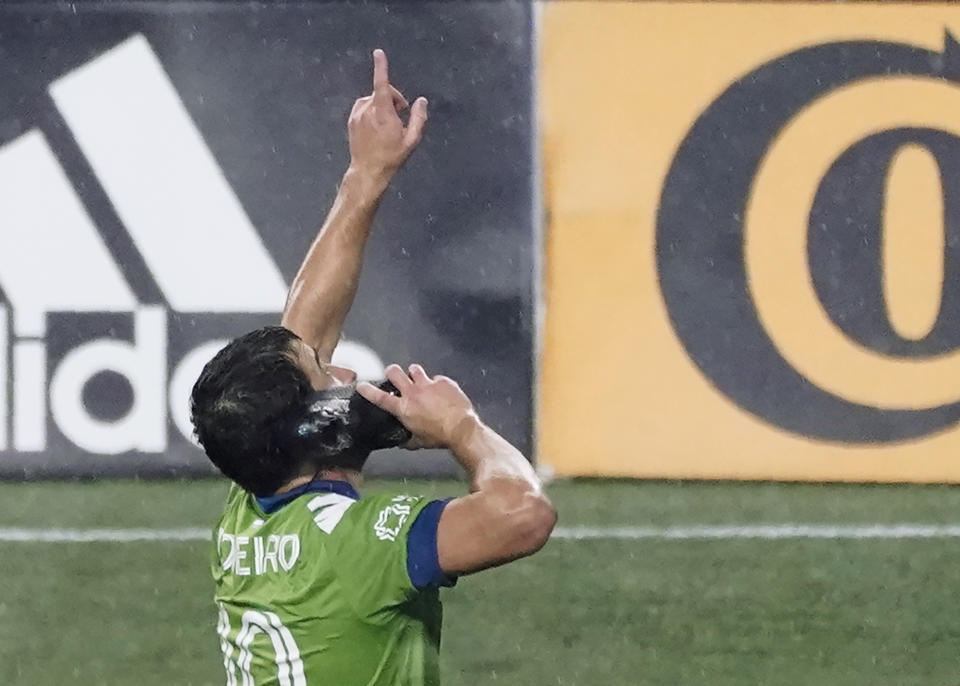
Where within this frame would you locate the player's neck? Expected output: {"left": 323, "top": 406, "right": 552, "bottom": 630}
{"left": 274, "top": 468, "right": 362, "bottom": 496}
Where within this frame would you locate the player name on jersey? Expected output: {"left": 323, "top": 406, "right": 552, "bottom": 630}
{"left": 217, "top": 528, "right": 301, "bottom": 577}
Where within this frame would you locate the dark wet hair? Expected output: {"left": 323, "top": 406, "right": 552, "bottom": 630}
{"left": 191, "top": 326, "right": 410, "bottom": 496}
{"left": 190, "top": 326, "right": 314, "bottom": 496}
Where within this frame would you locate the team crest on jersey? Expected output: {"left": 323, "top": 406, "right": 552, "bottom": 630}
{"left": 373, "top": 496, "right": 420, "bottom": 542}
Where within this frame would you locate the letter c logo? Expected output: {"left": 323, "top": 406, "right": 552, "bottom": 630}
{"left": 657, "top": 34, "right": 960, "bottom": 442}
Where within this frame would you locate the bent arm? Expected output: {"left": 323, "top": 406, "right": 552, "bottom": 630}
{"left": 356, "top": 363, "right": 556, "bottom": 577}
{"left": 436, "top": 417, "right": 556, "bottom": 576}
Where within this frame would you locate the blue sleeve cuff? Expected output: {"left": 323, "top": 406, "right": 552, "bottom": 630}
{"left": 407, "top": 499, "right": 458, "bottom": 590}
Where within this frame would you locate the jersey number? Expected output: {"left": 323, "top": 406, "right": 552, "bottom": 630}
{"left": 218, "top": 602, "right": 306, "bottom": 686}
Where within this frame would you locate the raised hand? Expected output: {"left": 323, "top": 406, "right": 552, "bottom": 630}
{"left": 357, "top": 364, "right": 478, "bottom": 450}
{"left": 348, "top": 49, "right": 428, "bottom": 179}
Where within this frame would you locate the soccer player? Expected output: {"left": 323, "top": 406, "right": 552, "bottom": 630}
{"left": 190, "top": 49, "right": 556, "bottom": 686}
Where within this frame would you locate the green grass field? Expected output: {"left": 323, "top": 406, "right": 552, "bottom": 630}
{"left": 2, "top": 478, "right": 960, "bottom": 685}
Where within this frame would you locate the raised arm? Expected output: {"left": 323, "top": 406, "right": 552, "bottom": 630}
{"left": 281, "top": 49, "right": 428, "bottom": 359}
{"left": 357, "top": 365, "right": 557, "bottom": 576}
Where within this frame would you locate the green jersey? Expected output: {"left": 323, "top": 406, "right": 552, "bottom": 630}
{"left": 211, "top": 481, "right": 451, "bottom": 686}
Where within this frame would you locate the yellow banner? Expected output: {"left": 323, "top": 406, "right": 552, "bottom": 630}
{"left": 539, "top": 2, "right": 960, "bottom": 481}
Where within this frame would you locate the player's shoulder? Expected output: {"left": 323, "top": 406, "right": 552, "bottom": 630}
{"left": 336, "top": 492, "right": 430, "bottom": 542}
{"left": 349, "top": 492, "right": 428, "bottom": 520}
{"left": 224, "top": 482, "right": 246, "bottom": 507}
{"left": 214, "top": 482, "right": 247, "bottom": 526}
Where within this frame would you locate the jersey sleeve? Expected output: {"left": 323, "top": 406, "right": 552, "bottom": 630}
{"left": 406, "top": 499, "right": 457, "bottom": 590}
{"left": 326, "top": 493, "right": 438, "bottom": 620}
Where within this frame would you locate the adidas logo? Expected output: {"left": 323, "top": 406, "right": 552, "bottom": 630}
{"left": 0, "top": 35, "right": 383, "bottom": 459}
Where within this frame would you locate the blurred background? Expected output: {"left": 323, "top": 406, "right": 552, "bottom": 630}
{"left": 3, "top": 1, "right": 960, "bottom": 684}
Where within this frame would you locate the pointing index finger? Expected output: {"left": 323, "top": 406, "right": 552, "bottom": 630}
{"left": 372, "top": 48, "right": 390, "bottom": 103}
